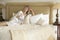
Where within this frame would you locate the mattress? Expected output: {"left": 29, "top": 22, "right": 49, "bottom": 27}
{"left": 0, "top": 24, "right": 57, "bottom": 40}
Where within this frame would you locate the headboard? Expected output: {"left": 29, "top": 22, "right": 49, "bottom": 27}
{"left": 5, "top": 2, "right": 53, "bottom": 24}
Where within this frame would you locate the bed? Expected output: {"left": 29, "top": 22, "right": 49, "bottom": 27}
{"left": 0, "top": 2, "right": 57, "bottom": 40}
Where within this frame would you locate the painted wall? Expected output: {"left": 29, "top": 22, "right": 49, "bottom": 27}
{"left": 0, "top": 0, "right": 60, "bottom": 3}
{"left": 53, "top": 3, "right": 60, "bottom": 9}
{"left": 0, "top": 0, "right": 55, "bottom": 2}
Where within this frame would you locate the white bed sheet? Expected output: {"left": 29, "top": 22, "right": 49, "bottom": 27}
{"left": 0, "top": 24, "right": 57, "bottom": 40}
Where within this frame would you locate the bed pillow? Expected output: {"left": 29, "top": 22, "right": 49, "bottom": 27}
{"left": 36, "top": 18, "right": 44, "bottom": 25}
{"left": 35, "top": 14, "right": 49, "bottom": 25}
{"left": 23, "top": 14, "right": 32, "bottom": 24}
{"left": 30, "top": 14, "right": 43, "bottom": 24}
{"left": 41, "top": 14, "right": 49, "bottom": 25}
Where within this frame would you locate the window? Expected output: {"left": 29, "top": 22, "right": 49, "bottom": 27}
{"left": 53, "top": 9, "right": 57, "bottom": 23}
{"left": 0, "top": 8, "right": 4, "bottom": 21}
{"left": 53, "top": 9, "right": 60, "bottom": 24}
{"left": 58, "top": 9, "right": 60, "bottom": 24}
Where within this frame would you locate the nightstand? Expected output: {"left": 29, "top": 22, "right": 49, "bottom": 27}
{"left": 57, "top": 24, "right": 60, "bottom": 40}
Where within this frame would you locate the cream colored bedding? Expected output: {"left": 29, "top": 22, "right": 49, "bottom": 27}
{"left": 0, "top": 24, "right": 57, "bottom": 40}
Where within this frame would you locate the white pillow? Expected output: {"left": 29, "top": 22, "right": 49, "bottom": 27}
{"left": 41, "top": 14, "right": 49, "bottom": 25}
{"left": 36, "top": 18, "right": 44, "bottom": 25}
{"left": 30, "top": 14, "right": 43, "bottom": 24}
{"left": 23, "top": 14, "right": 32, "bottom": 24}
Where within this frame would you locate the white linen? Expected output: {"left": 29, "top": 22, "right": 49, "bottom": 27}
{"left": 30, "top": 14, "right": 49, "bottom": 25}
{"left": 7, "top": 13, "right": 49, "bottom": 26}
{"left": 40, "top": 14, "right": 49, "bottom": 25}
{"left": 30, "top": 14, "right": 43, "bottom": 24}
{"left": 36, "top": 18, "right": 44, "bottom": 25}
{"left": 10, "top": 25, "right": 54, "bottom": 40}
{"left": 7, "top": 16, "right": 19, "bottom": 26}
{"left": 0, "top": 24, "right": 57, "bottom": 40}
{"left": 16, "top": 11, "right": 24, "bottom": 20}
{"left": 7, "top": 11, "right": 25, "bottom": 26}
{"left": 0, "top": 28, "right": 11, "bottom": 40}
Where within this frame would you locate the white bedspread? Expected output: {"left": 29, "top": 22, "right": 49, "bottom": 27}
{"left": 0, "top": 24, "right": 57, "bottom": 40}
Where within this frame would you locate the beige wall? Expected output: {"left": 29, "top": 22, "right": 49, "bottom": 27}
{"left": 0, "top": 0, "right": 57, "bottom": 2}
{"left": 0, "top": 0, "right": 60, "bottom": 3}
{"left": 53, "top": 3, "right": 60, "bottom": 9}
{"left": 0, "top": 4, "right": 4, "bottom": 8}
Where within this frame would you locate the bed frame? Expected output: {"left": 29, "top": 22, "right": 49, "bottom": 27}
{"left": 5, "top": 2, "right": 54, "bottom": 24}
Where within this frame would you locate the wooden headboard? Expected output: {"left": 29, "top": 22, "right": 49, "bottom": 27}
{"left": 5, "top": 2, "right": 53, "bottom": 24}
